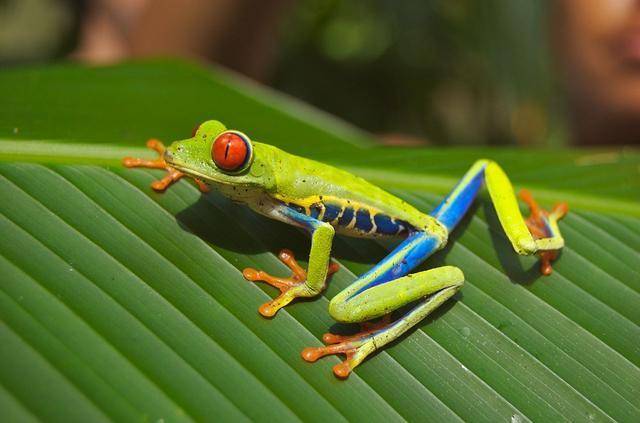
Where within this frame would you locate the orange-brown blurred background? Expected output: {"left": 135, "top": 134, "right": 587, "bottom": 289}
{"left": 2, "top": 0, "right": 640, "bottom": 147}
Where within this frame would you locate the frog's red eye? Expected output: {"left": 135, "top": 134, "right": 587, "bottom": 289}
{"left": 191, "top": 124, "right": 201, "bottom": 137}
{"left": 212, "top": 130, "right": 253, "bottom": 172}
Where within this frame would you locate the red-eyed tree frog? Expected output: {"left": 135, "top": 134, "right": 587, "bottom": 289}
{"left": 123, "top": 120, "right": 568, "bottom": 379}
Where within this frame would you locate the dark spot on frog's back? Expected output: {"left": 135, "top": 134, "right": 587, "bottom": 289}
{"left": 338, "top": 207, "right": 355, "bottom": 226}
{"left": 374, "top": 213, "right": 399, "bottom": 235}
{"left": 355, "top": 209, "right": 374, "bottom": 233}
{"left": 374, "top": 213, "right": 413, "bottom": 235}
{"left": 322, "top": 203, "right": 341, "bottom": 222}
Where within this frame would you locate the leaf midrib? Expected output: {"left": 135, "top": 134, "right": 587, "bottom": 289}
{"left": 0, "top": 139, "right": 637, "bottom": 217}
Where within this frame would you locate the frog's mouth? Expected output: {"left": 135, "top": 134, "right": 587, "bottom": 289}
{"left": 164, "top": 150, "right": 255, "bottom": 187}
{"left": 163, "top": 150, "right": 209, "bottom": 181}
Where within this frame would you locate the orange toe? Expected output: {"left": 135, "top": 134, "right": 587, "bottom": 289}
{"left": 301, "top": 316, "right": 394, "bottom": 379}
{"left": 332, "top": 362, "right": 352, "bottom": 379}
{"left": 123, "top": 138, "right": 208, "bottom": 192}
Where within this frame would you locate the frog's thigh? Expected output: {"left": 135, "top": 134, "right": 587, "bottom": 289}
{"left": 329, "top": 266, "right": 464, "bottom": 323}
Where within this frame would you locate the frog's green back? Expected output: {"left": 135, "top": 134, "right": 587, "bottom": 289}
{"left": 257, "top": 142, "right": 435, "bottom": 235}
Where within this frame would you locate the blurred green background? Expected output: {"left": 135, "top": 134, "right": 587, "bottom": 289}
{"left": 1, "top": 0, "right": 561, "bottom": 147}
{"left": 275, "top": 1, "right": 559, "bottom": 147}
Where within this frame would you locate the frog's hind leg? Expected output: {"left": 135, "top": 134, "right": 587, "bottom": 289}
{"left": 302, "top": 265, "right": 464, "bottom": 378}
{"left": 431, "top": 159, "right": 568, "bottom": 274}
{"left": 301, "top": 230, "right": 460, "bottom": 378}
{"left": 483, "top": 161, "right": 567, "bottom": 274}
{"left": 122, "top": 139, "right": 209, "bottom": 192}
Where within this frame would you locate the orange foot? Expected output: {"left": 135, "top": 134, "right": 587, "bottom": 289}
{"left": 301, "top": 316, "right": 393, "bottom": 379}
{"left": 243, "top": 249, "right": 339, "bottom": 317}
{"left": 122, "top": 139, "right": 209, "bottom": 192}
{"left": 519, "top": 189, "right": 568, "bottom": 275}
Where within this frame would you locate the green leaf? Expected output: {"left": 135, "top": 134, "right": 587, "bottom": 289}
{"left": 0, "top": 61, "right": 638, "bottom": 422}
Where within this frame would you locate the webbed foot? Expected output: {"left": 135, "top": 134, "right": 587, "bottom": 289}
{"left": 301, "top": 316, "right": 392, "bottom": 379}
{"left": 519, "top": 189, "right": 568, "bottom": 275}
{"left": 122, "top": 139, "right": 209, "bottom": 192}
{"left": 243, "top": 249, "right": 339, "bottom": 317}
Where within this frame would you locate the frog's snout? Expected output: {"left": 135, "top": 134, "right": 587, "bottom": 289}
{"left": 163, "top": 149, "right": 173, "bottom": 164}
{"left": 164, "top": 142, "right": 187, "bottom": 166}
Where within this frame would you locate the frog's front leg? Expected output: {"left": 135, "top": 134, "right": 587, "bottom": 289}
{"left": 122, "top": 139, "right": 209, "bottom": 192}
{"left": 243, "top": 207, "right": 339, "bottom": 317}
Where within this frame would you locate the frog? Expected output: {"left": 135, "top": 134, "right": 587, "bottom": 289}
{"left": 123, "top": 120, "right": 568, "bottom": 379}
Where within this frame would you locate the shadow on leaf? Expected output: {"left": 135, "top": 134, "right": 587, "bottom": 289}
{"left": 482, "top": 200, "right": 543, "bottom": 285}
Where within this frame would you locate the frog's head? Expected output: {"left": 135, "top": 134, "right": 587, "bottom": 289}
{"left": 164, "top": 120, "right": 276, "bottom": 194}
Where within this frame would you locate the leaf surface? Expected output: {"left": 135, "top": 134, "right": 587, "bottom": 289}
{"left": 0, "top": 61, "right": 638, "bottom": 422}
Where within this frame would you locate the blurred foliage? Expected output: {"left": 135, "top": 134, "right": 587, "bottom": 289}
{"left": 274, "top": 0, "right": 565, "bottom": 147}
{"left": 0, "top": 0, "right": 79, "bottom": 64}
{"left": 0, "top": 0, "right": 565, "bottom": 147}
